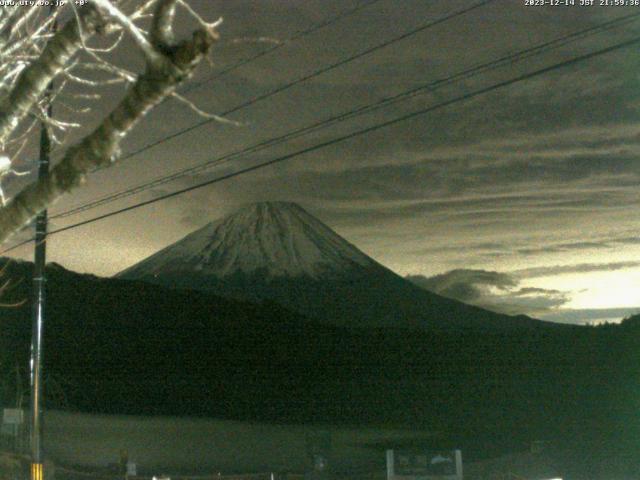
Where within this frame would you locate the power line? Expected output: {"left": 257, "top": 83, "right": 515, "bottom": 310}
{"left": 179, "top": 0, "right": 385, "bottom": 96}
{"left": 38, "top": 1, "right": 385, "bottom": 173}
{"left": 52, "top": 10, "right": 640, "bottom": 219}
{"left": 92, "top": 0, "right": 496, "bottom": 171}
{"left": 0, "top": 0, "right": 497, "bottom": 254}
{"left": 3, "top": 32, "right": 637, "bottom": 256}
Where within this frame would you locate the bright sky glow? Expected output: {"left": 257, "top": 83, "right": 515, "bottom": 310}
{"left": 532, "top": 269, "right": 640, "bottom": 310}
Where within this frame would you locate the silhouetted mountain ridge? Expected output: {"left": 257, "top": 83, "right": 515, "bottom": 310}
{"left": 0, "top": 257, "right": 638, "bottom": 474}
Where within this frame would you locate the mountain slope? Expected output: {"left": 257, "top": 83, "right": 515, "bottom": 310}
{"left": 0, "top": 258, "right": 589, "bottom": 429}
{"left": 118, "top": 202, "right": 559, "bottom": 332}
{"left": 120, "top": 202, "right": 377, "bottom": 279}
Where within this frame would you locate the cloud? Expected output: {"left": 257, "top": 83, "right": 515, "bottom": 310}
{"left": 406, "top": 268, "right": 570, "bottom": 317}
{"left": 613, "top": 236, "right": 640, "bottom": 245}
{"left": 407, "top": 269, "right": 516, "bottom": 302}
{"left": 37, "top": 0, "right": 640, "bottom": 288}
{"left": 516, "top": 240, "right": 611, "bottom": 256}
{"left": 513, "top": 261, "right": 640, "bottom": 278}
{"left": 513, "top": 287, "right": 563, "bottom": 296}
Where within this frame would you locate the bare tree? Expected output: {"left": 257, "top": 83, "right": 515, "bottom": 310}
{"left": 0, "top": 0, "right": 222, "bottom": 245}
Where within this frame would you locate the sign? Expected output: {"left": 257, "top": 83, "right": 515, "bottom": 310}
{"left": 126, "top": 462, "right": 137, "bottom": 476}
{"left": 386, "top": 449, "right": 463, "bottom": 480}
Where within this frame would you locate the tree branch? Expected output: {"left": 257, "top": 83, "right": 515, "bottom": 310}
{"left": 92, "top": 0, "right": 162, "bottom": 65}
{"left": 0, "top": 16, "right": 219, "bottom": 244}
{"left": 151, "top": 0, "right": 177, "bottom": 50}
{"left": 0, "top": 6, "right": 105, "bottom": 145}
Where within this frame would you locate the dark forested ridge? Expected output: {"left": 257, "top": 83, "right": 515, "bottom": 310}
{"left": 0, "top": 259, "right": 638, "bottom": 472}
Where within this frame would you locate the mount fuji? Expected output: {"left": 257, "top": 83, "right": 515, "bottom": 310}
{"left": 118, "top": 202, "right": 556, "bottom": 331}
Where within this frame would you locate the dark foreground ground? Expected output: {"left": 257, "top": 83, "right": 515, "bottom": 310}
{"left": 0, "top": 261, "right": 637, "bottom": 479}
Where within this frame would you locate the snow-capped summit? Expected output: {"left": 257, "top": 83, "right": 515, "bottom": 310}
{"left": 119, "top": 201, "right": 378, "bottom": 281}
{"left": 119, "top": 202, "right": 553, "bottom": 331}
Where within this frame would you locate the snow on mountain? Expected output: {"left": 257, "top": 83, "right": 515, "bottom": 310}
{"left": 119, "top": 202, "right": 557, "bottom": 331}
{"left": 118, "top": 201, "right": 416, "bottom": 328}
{"left": 119, "top": 202, "right": 378, "bottom": 281}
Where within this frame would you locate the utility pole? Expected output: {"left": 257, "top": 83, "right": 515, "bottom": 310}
{"left": 30, "top": 8, "right": 55, "bottom": 480}
{"left": 29, "top": 102, "right": 50, "bottom": 480}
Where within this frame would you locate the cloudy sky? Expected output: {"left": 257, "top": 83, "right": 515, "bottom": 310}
{"left": 5, "top": 0, "right": 640, "bottom": 324}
